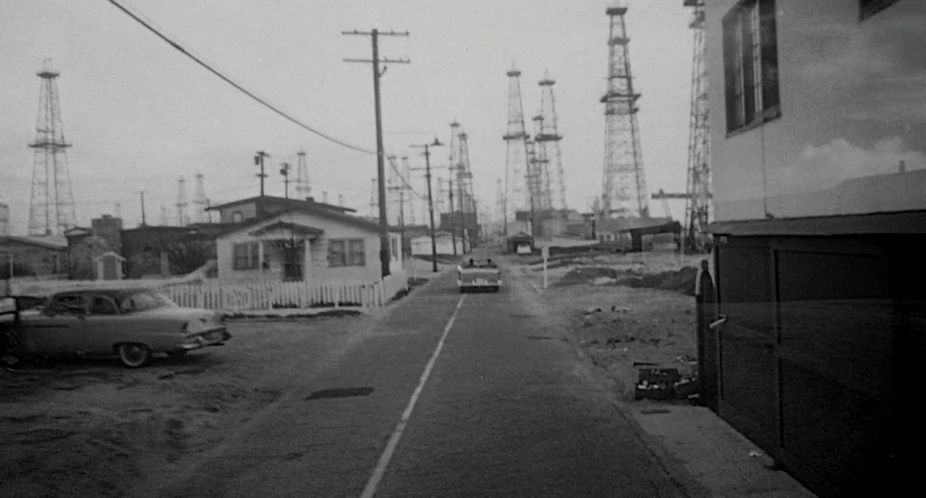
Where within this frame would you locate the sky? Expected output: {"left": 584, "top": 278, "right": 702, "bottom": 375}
{"left": 0, "top": 0, "right": 694, "bottom": 235}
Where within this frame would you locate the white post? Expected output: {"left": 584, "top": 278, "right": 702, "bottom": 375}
{"left": 541, "top": 245, "right": 549, "bottom": 290}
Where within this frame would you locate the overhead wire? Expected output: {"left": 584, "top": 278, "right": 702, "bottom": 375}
{"left": 107, "top": 0, "right": 424, "bottom": 202}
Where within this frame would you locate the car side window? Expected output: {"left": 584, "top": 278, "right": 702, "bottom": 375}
{"left": 50, "top": 294, "right": 87, "bottom": 315}
{"left": 91, "top": 295, "right": 119, "bottom": 315}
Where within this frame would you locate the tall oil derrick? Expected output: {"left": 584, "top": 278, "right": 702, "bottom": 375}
{"left": 28, "top": 59, "right": 76, "bottom": 236}
{"left": 503, "top": 63, "right": 531, "bottom": 235}
{"left": 295, "top": 150, "right": 312, "bottom": 199}
{"left": 536, "top": 73, "right": 568, "bottom": 211}
{"left": 176, "top": 176, "right": 188, "bottom": 226}
{"left": 495, "top": 179, "right": 505, "bottom": 236}
{"left": 684, "top": 0, "right": 711, "bottom": 251}
{"left": 193, "top": 172, "right": 207, "bottom": 224}
{"left": 447, "top": 121, "right": 462, "bottom": 233}
{"left": 528, "top": 117, "right": 552, "bottom": 214}
{"left": 600, "top": 4, "right": 649, "bottom": 219}
{"left": 457, "top": 131, "right": 476, "bottom": 217}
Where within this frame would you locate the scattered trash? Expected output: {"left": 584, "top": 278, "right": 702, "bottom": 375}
{"left": 749, "top": 450, "right": 763, "bottom": 458}
{"left": 634, "top": 367, "right": 699, "bottom": 401}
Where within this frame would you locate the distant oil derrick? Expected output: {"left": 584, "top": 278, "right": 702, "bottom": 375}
{"left": 684, "top": 0, "right": 712, "bottom": 251}
{"left": 28, "top": 59, "right": 76, "bottom": 236}
{"left": 295, "top": 150, "right": 312, "bottom": 199}
{"left": 536, "top": 73, "right": 567, "bottom": 212}
{"left": 600, "top": 4, "right": 649, "bottom": 219}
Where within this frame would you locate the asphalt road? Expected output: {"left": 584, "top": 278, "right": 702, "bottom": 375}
{"left": 157, "top": 268, "right": 692, "bottom": 497}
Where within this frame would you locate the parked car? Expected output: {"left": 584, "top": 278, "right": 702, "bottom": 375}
{"left": 457, "top": 258, "right": 502, "bottom": 293}
{"left": 0, "top": 288, "right": 230, "bottom": 368}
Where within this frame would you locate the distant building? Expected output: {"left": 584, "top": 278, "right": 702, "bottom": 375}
{"left": 0, "top": 235, "right": 67, "bottom": 278}
{"left": 0, "top": 202, "right": 9, "bottom": 236}
{"left": 207, "top": 196, "right": 354, "bottom": 224}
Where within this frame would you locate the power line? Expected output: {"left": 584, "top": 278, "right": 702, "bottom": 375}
{"left": 106, "top": 1, "right": 423, "bottom": 203}
{"left": 107, "top": 0, "right": 375, "bottom": 155}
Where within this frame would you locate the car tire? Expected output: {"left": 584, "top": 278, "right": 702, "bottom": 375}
{"left": 117, "top": 343, "right": 151, "bottom": 368}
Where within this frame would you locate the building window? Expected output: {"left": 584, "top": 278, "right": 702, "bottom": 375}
{"left": 859, "top": 0, "right": 898, "bottom": 20}
{"left": 723, "top": 0, "right": 779, "bottom": 134}
{"left": 328, "top": 239, "right": 365, "bottom": 267}
{"left": 232, "top": 242, "right": 260, "bottom": 270}
{"left": 231, "top": 211, "right": 244, "bottom": 223}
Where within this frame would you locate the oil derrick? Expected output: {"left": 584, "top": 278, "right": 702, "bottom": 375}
{"left": 176, "top": 176, "right": 188, "bottom": 226}
{"left": 28, "top": 59, "right": 76, "bottom": 236}
{"left": 600, "top": 4, "right": 649, "bottom": 219}
{"left": 192, "top": 172, "right": 207, "bottom": 224}
{"left": 295, "top": 150, "right": 312, "bottom": 199}
{"left": 536, "top": 73, "right": 568, "bottom": 211}
{"left": 503, "top": 63, "right": 531, "bottom": 235}
{"left": 457, "top": 131, "right": 476, "bottom": 217}
{"left": 495, "top": 179, "right": 505, "bottom": 237}
{"left": 684, "top": 0, "right": 711, "bottom": 251}
{"left": 529, "top": 116, "right": 553, "bottom": 214}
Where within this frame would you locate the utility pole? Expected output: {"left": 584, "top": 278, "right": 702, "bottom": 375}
{"left": 343, "top": 28, "right": 410, "bottom": 278}
{"left": 138, "top": 190, "right": 146, "bottom": 226}
{"left": 411, "top": 139, "right": 443, "bottom": 272}
{"left": 255, "top": 151, "right": 269, "bottom": 215}
{"left": 449, "top": 176, "right": 457, "bottom": 256}
{"left": 280, "top": 162, "right": 291, "bottom": 200}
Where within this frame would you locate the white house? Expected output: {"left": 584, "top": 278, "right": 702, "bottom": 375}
{"left": 703, "top": 1, "right": 922, "bottom": 496}
{"left": 214, "top": 206, "right": 402, "bottom": 283}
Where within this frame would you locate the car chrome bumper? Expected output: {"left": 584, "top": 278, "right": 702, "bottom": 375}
{"left": 180, "top": 329, "right": 231, "bottom": 350}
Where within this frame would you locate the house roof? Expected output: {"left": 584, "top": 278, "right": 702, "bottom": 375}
{"left": 0, "top": 235, "right": 68, "bottom": 251}
{"left": 249, "top": 221, "right": 324, "bottom": 238}
{"left": 207, "top": 195, "right": 356, "bottom": 214}
{"left": 708, "top": 210, "right": 926, "bottom": 236}
{"left": 597, "top": 217, "right": 675, "bottom": 234}
{"left": 218, "top": 207, "right": 388, "bottom": 239}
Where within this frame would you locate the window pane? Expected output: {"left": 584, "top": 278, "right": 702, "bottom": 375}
{"left": 329, "top": 240, "right": 346, "bottom": 267}
{"left": 348, "top": 240, "right": 365, "bottom": 266}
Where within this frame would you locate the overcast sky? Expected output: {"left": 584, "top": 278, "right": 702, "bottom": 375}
{"left": 0, "top": 0, "right": 693, "bottom": 234}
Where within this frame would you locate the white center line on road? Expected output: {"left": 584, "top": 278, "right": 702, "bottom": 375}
{"left": 360, "top": 293, "right": 467, "bottom": 498}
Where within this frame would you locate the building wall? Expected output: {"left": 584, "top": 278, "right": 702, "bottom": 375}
{"left": 0, "top": 239, "right": 66, "bottom": 277}
{"left": 707, "top": 0, "right": 926, "bottom": 221}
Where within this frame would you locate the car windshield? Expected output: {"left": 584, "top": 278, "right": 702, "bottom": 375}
{"left": 118, "top": 290, "right": 176, "bottom": 312}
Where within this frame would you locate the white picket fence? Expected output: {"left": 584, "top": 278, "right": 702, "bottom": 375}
{"left": 9, "top": 270, "right": 409, "bottom": 312}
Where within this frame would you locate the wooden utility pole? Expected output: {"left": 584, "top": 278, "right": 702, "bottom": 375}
{"left": 138, "top": 190, "right": 146, "bottom": 226}
{"left": 343, "top": 28, "right": 409, "bottom": 278}
{"left": 254, "top": 151, "right": 269, "bottom": 216}
{"left": 449, "top": 176, "right": 457, "bottom": 256}
{"left": 411, "top": 139, "right": 443, "bottom": 272}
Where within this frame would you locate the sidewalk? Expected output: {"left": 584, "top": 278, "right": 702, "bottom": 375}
{"left": 507, "top": 256, "right": 816, "bottom": 497}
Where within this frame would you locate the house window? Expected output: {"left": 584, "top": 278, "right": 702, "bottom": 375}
{"left": 859, "top": 0, "right": 898, "bottom": 20}
{"left": 328, "top": 239, "right": 365, "bottom": 267}
{"left": 232, "top": 242, "right": 260, "bottom": 270}
{"left": 231, "top": 211, "right": 244, "bottom": 223}
{"left": 723, "top": 0, "right": 779, "bottom": 134}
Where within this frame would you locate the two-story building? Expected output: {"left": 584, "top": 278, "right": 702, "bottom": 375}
{"left": 703, "top": 1, "right": 923, "bottom": 495}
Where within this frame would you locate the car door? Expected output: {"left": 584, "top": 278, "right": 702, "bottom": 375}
{"left": 82, "top": 293, "right": 125, "bottom": 355}
{"left": 20, "top": 293, "right": 89, "bottom": 355}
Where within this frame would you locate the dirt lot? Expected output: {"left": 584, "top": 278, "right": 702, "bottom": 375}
{"left": 510, "top": 250, "right": 707, "bottom": 402}
{"left": 0, "top": 313, "right": 366, "bottom": 497}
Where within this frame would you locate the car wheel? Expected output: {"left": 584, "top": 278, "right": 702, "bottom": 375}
{"left": 117, "top": 343, "right": 151, "bottom": 368}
